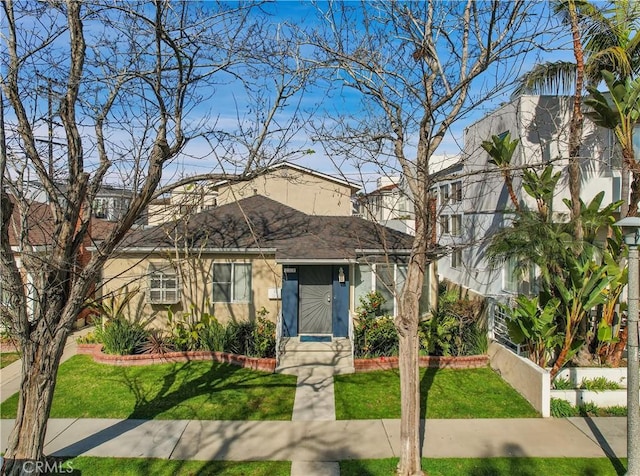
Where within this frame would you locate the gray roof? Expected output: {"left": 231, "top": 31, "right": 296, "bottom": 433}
{"left": 120, "top": 195, "right": 414, "bottom": 261}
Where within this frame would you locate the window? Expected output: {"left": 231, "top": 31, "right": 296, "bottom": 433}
{"left": 451, "top": 181, "right": 462, "bottom": 203}
{"left": 440, "top": 215, "right": 449, "bottom": 235}
{"left": 213, "top": 263, "right": 251, "bottom": 303}
{"left": 439, "top": 185, "right": 449, "bottom": 204}
{"left": 451, "top": 214, "right": 462, "bottom": 236}
{"left": 503, "top": 257, "right": 537, "bottom": 294}
{"left": 451, "top": 249, "right": 462, "bottom": 269}
{"left": 148, "top": 264, "right": 180, "bottom": 304}
{"left": 355, "top": 263, "right": 408, "bottom": 317}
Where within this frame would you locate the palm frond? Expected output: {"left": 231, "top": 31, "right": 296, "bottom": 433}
{"left": 513, "top": 61, "right": 577, "bottom": 97}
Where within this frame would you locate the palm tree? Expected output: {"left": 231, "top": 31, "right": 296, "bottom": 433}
{"left": 516, "top": 0, "right": 640, "bottom": 222}
{"left": 585, "top": 72, "right": 640, "bottom": 215}
{"left": 481, "top": 132, "right": 521, "bottom": 212}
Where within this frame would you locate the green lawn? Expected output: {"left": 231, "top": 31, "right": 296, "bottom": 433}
{"left": 0, "top": 352, "right": 20, "bottom": 369}
{"left": 334, "top": 367, "right": 540, "bottom": 419}
{"left": 0, "top": 355, "right": 296, "bottom": 420}
{"left": 341, "top": 457, "right": 627, "bottom": 476}
{"left": 49, "top": 457, "right": 290, "bottom": 475}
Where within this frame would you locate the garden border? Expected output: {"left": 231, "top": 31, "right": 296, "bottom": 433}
{"left": 76, "top": 344, "right": 276, "bottom": 373}
{"left": 354, "top": 354, "right": 489, "bottom": 372}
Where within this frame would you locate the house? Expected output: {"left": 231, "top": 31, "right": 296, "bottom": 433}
{"left": 100, "top": 195, "right": 436, "bottom": 371}
{"left": 19, "top": 180, "right": 142, "bottom": 223}
{"left": 147, "top": 162, "right": 361, "bottom": 226}
{"left": 1, "top": 196, "right": 116, "bottom": 325}
{"left": 355, "top": 176, "right": 416, "bottom": 235}
{"left": 437, "top": 94, "right": 622, "bottom": 303}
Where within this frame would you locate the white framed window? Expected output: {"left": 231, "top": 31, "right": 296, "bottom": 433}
{"left": 451, "top": 214, "right": 462, "bottom": 236}
{"left": 451, "top": 181, "right": 462, "bottom": 202}
{"left": 440, "top": 215, "right": 449, "bottom": 235}
{"left": 451, "top": 249, "right": 462, "bottom": 269}
{"left": 439, "top": 184, "right": 449, "bottom": 204}
{"left": 355, "top": 263, "right": 407, "bottom": 316}
{"left": 147, "top": 263, "right": 180, "bottom": 304}
{"left": 212, "top": 262, "right": 251, "bottom": 303}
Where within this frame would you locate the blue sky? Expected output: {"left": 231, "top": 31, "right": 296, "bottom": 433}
{"left": 3, "top": 1, "right": 575, "bottom": 193}
{"left": 171, "top": 1, "right": 576, "bottom": 190}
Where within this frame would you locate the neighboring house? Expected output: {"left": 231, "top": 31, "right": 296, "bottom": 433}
{"left": 100, "top": 195, "right": 436, "bottom": 346}
{"left": 20, "top": 180, "right": 141, "bottom": 223}
{"left": 355, "top": 176, "right": 416, "bottom": 235}
{"left": 431, "top": 161, "right": 466, "bottom": 278}
{"left": 1, "top": 196, "right": 116, "bottom": 325}
{"left": 147, "top": 162, "right": 360, "bottom": 226}
{"left": 437, "top": 94, "right": 625, "bottom": 302}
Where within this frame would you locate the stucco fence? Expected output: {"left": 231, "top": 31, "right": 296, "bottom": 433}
{"left": 489, "top": 342, "right": 632, "bottom": 418}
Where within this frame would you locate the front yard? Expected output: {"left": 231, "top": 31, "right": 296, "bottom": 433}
{"left": 334, "top": 367, "right": 539, "bottom": 419}
{"left": 0, "top": 352, "right": 20, "bottom": 369}
{"left": 0, "top": 355, "right": 297, "bottom": 420}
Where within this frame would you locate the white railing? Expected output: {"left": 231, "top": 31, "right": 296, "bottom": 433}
{"left": 348, "top": 312, "right": 355, "bottom": 363}
{"left": 275, "top": 310, "right": 282, "bottom": 366}
{"left": 488, "top": 298, "right": 523, "bottom": 356}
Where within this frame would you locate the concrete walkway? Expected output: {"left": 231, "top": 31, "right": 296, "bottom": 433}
{"left": 0, "top": 333, "right": 630, "bottom": 476}
{"left": 0, "top": 417, "right": 628, "bottom": 460}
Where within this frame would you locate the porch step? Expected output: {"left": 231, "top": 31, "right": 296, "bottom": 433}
{"left": 276, "top": 337, "right": 355, "bottom": 375}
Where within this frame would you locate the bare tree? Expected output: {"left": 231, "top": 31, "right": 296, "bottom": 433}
{"left": 310, "top": 2, "right": 547, "bottom": 474}
{"left": 0, "top": 1, "right": 313, "bottom": 474}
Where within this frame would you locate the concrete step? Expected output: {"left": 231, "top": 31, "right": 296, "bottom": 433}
{"left": 276, "top": 337, "right": 354, "bottom": 375}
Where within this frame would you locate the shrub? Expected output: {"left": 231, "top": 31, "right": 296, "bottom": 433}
{"left": 353, "top": 292, "right": 398, "bottom": 358}
{"left": 166, "top": 307, "right": 276, "bottom": 358}
{"left": 357, "top": 316, "right": 399, "bottom": 358}
{"left": 96, "top": 318, "right": 148, "bottom": 355}
{"left": 578, "top": 401, "right": 601, "bottom": 417}
{"left": 552, "top": 377, "right": 573, "bottom": 390}
{"left": 579, "top": 376, "right": 622, "bottom": 391}
{"left": 550, "top": 398, "right": 577, "bottom": 418}
{"left": 198, "top": 315, "right": 228, "bottom": 352}
{"left": 251, "top": 311, "right": 276, "bottom": 358}
{"left": 420, "top": 286, "right": 486, "bottom": 357}
{"left": 76, "top": 332, "right": 100, "bottom": 345}
{"left": 141, "top": 329, "right": 174, "bottom": 355}
{"left": 167, "top": 309, "right": 204, "bottom": 351}
{"left": 601, "top": 405, "right": 627, "bottom": 416}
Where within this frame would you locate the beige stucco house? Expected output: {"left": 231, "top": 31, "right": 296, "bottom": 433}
{"left": 100, "top": 195, "right": 436, "bottom": 337}
{"left": 147, "top": 162, "right": 360, "bottom": 226}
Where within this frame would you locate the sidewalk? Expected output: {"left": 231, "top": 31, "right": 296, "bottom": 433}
{"left": 0, "top": 334, "right": 629, "bottom": 475}
{"left": 0, "top": 417, "right": 628, "bottom": 460}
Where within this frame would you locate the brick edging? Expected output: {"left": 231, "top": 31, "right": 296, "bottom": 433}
{"left": 354, "top": 354, "right": 489, "bottom": 372}
{"left": 76, "top": 344, "right": 276, "bottom": 373}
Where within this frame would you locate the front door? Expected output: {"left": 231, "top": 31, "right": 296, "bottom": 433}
{"left": 298, "top": 266, "right": 333, "bottom": 334}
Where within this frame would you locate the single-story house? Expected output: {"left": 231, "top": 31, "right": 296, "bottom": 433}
{"left": 101, "top": 195, "right": 436, "bottom": 339}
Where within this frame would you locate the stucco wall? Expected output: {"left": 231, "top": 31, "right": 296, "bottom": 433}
{"left": 216, "top": 169, "right": 354, "bottom": 216}
{"left": 489, "top": 342, "right": 550, "bottom": 417}
{"left": 100, "top": 253, "right": 282, "bottom": 327}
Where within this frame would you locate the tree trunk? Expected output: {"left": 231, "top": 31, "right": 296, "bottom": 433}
{"left": 567, "top": 0, "right": 584, "bottom": 242}
{"left": 622, "top": 158, "right": 631, "bottom": 217}
{"left": 626, "top": 148, "right": 640, "bottom": 217}
{"left": 397, "top": 326, "right": 423, "bottom": 476}
{"left": 2, "top": 328, "right": 70, "bottom": 476}
{"left": 504, "top": 175, "right": 520, "bottom": 212}
{"left": 396, "top": 201, "right": 429, "bottom": 476}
